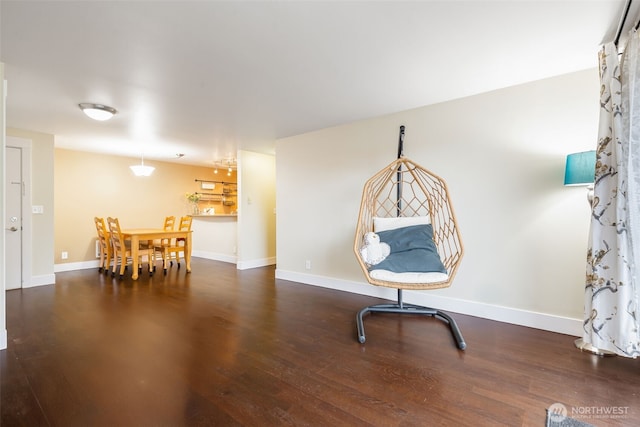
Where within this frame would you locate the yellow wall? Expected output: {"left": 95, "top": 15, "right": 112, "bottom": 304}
{"left": 54, "top": 149, "right": 228, "bottom": 264}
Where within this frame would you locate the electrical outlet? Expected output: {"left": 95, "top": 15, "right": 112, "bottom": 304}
{"left": 61, "top": 251, "right": 68, "bottom": 260}
{"left": 305, "top": 260, "right": 311, "bottom": 270}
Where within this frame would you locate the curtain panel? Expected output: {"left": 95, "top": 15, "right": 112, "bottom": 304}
{"left": 583, "top": 34, "right": 640, "bottom": 358}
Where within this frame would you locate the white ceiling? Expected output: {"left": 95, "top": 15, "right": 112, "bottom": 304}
{"left": 0, "top": 0, "right": 632, "bottom": 167}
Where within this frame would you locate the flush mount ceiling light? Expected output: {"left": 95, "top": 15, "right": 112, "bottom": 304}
{"left": 78, "top": 103, "right": 117, "bottom": 121}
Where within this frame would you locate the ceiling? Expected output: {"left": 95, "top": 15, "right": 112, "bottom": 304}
{"left": 0, "top": 0, "right": 633, "bottom": 167}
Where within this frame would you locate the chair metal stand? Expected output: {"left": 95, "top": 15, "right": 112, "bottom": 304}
{"left": 356, "top": 289, "right": 466, "bottom": 350}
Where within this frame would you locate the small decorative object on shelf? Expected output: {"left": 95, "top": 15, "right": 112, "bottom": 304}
{"left": 186, "top": 192, "right": 201, "bottom": 215}
{"left": 186, "top": 192, "right": 201, "bottom": 203}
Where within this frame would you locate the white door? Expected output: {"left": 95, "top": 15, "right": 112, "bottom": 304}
{"left": 5, "top": 146, "right": 22, "bottom": 290}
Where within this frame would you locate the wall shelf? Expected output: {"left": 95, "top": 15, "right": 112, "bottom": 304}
{"left": 195, "top": 178, "right": 237, "bottom": 187}
{"left": 192, "top": 179, "right": 237, "bottom": 214}
{"left": 191, "top": 214, "right": 238, "bottom": 218}
{"left": 195, "top": 191, "right": 236, "bottom": 197}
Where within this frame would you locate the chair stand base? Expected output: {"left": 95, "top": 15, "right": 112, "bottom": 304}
{"left": 356, "top": 290, "right": 466, "bottom": 350}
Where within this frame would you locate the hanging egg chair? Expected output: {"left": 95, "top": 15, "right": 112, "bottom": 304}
{"left": 353, "top": 126, "right": 465, "bottom": 349}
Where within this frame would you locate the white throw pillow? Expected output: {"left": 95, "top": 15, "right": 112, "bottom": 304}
{"left": 373, "top": 215, "right": 431, "bottom": 232}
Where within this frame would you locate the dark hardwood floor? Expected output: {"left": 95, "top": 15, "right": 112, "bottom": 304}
{"left": 1, "top": 258, "right": 638, "bottom": 426}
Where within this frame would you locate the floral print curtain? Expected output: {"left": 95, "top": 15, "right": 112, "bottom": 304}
{"left": 583, "top": 33, "right": 640, "bottom": 358}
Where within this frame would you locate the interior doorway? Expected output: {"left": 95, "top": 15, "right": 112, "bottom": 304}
{"left": 5, "top": 137, "right": 32, "bottom": 290}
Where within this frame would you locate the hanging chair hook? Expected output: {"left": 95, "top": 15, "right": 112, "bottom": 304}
{"left": 397, "top": 125, "right": 405, "bottom": 159}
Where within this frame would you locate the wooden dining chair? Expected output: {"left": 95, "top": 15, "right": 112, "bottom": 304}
{"left": 165, "top": 215, "right": 193, "bottom": 270}
{"left": 106, "top": 217, "right": 155, "bottom": 278}
{"left": 94, "top": 217, "right": 111, "bottom": 274}
{"left": 154, "top": 216, "right": 175, "bottom": 273}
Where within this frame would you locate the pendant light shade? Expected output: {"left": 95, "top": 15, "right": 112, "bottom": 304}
{"left": 130, "top": 163, "right": 155, "bottom": 177}
{"left": 130, "top": 154, "right": 155, "bottom": 177}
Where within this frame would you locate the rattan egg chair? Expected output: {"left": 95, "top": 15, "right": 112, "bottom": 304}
{"left": 353, "top": 128, "right": 465, "bottom": 349}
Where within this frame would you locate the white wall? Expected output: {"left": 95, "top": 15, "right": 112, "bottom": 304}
{"left": 237, "top": 150, "right": 276, "bottom": 269}
{"left": 192, "top": 216, "right": 238, "bottom": 263}
{"left": 275, "top": 69, "right": 599, "bottom": 335}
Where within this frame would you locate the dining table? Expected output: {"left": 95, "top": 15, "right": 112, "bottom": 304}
{"left": 120, "top": 228, "right": 192, "bottom": 280}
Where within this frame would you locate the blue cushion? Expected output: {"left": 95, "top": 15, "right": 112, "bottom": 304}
{"left": 375, "top": 224, "right": 434, "bottom": 252}
{"left": 371, "top": 224, "right": 447, "bottom": 274}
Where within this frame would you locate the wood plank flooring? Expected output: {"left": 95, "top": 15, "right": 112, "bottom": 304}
{"left": 1, "top": 258, "right": 638, "bottom": 426}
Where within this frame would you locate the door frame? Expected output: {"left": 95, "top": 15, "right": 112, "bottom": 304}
{"left": 6, "top": 136, "right": 32, "bottom": 288}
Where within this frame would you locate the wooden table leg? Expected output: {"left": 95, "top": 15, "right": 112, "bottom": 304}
{"left": 185, "top": 232, "right": 192, "bottom": 273}
{"left": 132, "top": 235, "right": 140, "bottom": 280}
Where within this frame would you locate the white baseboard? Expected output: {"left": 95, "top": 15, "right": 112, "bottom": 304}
{"left": 0, "top": 329, "right": 6, "bottom": 350}
{"left": 54, "top": 260, "right": 100, "bottom": 272}
{"left": 24, "top": 274, "right": 56, "bottom": 288}
{"left": 192, "top": 250, "right": 237, "bottom": 264}
{"left": 192, "top": 251, "right": 275, "bottom": 270}
{"left": 237, "top": 257, "right": 276, "bottom": 270}
{"left": 275, "top": 269, "right": 582, "bottom": 337}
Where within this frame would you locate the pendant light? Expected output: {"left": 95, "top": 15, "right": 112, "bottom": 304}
{"left": 130, "top": 153, "right": 155, "bottom": 176}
